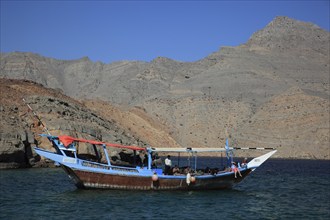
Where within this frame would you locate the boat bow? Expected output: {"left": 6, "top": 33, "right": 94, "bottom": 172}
{"left": 247, "top": 150, "right": 277, "bottom": 171}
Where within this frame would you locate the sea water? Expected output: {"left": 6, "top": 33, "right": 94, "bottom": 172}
{"left": 0, "top": 159, "right": 329, "bottom": 219}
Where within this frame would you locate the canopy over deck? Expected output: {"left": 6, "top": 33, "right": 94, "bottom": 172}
{"left": 40, "top": 134, "right": 146, "bottom": 151}
{"left": 149, "top": 147, "right": 233, "bottom": 153}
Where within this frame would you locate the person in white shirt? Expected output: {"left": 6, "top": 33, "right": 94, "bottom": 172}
{"left": 164, "top": 155, "right": 172, "bottom": 175}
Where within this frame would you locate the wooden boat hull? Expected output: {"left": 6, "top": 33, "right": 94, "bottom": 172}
{"left": 62, "top": 165, "right": 253, "bottom": 190}
{"left": 34, "top": 137, "right": 277, "bottom": 191}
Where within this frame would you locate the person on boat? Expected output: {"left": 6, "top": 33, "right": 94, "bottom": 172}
{"left": 164, "top": 155, "right": 172, "bottom": 175}
{"left": 210, "top": 168, "right": 219, "bottom": 175}
{"left": 231, "top": 162, "right": 242, "bottom": 178}
{"left": 172, "top": 165, "right": 180, "bottom": 175}
{"left": 184, "top": 166, "right": 191, "bottom": 175}
{"left": 139, "top": 151, "right": 147, "bottom": 167}
{"left": 241, "top": 158, "right": 248, "bottom": 168}
{"left": 152, "top": 153, "right": 162, "bottom": 168}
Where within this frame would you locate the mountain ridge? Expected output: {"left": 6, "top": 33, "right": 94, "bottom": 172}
{"left": 0, "top": 16, "right": 329, "bottom": 165}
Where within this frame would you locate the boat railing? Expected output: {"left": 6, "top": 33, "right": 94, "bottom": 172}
{"left": 81, "top": 160, "right": 110, "bottom": 169}
{"left": 111, "top": 166, "right": 139, "bottom": 173}
{"left": 81, "top": 160, "right": 139, "bottom": 173}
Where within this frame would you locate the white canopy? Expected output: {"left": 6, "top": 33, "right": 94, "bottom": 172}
{"left": 149, "top": 147, "right": 233, "bottom": 153}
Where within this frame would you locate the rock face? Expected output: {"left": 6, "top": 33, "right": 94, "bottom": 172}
{"left": 0, "top": 79, "right": 146, "bottom": 168}
{"left": 0, "top": 16, "right": 329, "bottom": 163}
{"left": 236, "top": 87, "right": 329, "bottom": 159}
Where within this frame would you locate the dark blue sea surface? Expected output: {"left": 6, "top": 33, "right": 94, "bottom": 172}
{"left": 1, "top": 159, "right": 329, "bottom": 219}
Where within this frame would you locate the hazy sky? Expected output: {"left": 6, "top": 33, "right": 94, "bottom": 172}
{"left": 1, "top": 1, "right": 329, "bottom": 63}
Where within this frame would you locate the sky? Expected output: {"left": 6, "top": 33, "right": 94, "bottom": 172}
{"left": 1, "top": 1, "right": 329, "bottom": 63}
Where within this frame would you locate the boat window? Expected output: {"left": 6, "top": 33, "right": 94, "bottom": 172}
{"left": 63, "top": 150, "right": 74, "bottom": 157}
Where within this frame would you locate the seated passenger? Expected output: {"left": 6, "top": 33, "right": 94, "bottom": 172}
{"left": 241, "top": 158, "right": 248, "bottom": 168}
{"left": 172, "top": 165, "right": 180, "bottom": 175}
{"left": 152, "top": 154, "right": 162, "bottom": 168}
{"left": 204, "top": 167, "right": 211, "bottom": 174}
{"left": 184, "top": 166, "right": 191, "bottom": 174}
{"left": 210, "top": 168, "right": 219, "bottom": 175}
{"left": 231, "top": 162, "right": 242, "bottom": 178}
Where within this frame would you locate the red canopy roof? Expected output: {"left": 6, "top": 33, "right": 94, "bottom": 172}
{"left": 58, "top": 135, "right": 145, "bottom": 151}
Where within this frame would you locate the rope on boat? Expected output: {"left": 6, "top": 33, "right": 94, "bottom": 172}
{"left": 23, "top": 98, "right": 51, "bottom": 135}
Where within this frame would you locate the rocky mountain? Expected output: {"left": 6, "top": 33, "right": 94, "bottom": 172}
{"left": 0, "top": 16, "right": 329, "bottom": 165}
{"left": 0, "top": 79, "right": 147, "bottom": 168}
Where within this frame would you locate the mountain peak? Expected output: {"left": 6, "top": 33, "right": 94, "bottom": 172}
{"left": 270, "top": 16, "right": 315, "bottom": 28}
{"left": 151, "top": 56, "right": 179, "bottom": 64}
{"left": 245, "top": 16, "right": 329, "bottom": 55}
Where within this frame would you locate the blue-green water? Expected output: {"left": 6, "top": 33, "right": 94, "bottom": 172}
{"left": 1, "top": 159, "right": 329, "bottom": 219}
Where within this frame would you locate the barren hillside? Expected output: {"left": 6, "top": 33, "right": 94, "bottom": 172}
{"left": 0, "top": 16, "right": 329, "bottom": 162}
{"left": 0, "top": 79, "right": 146, "bottom": 168}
